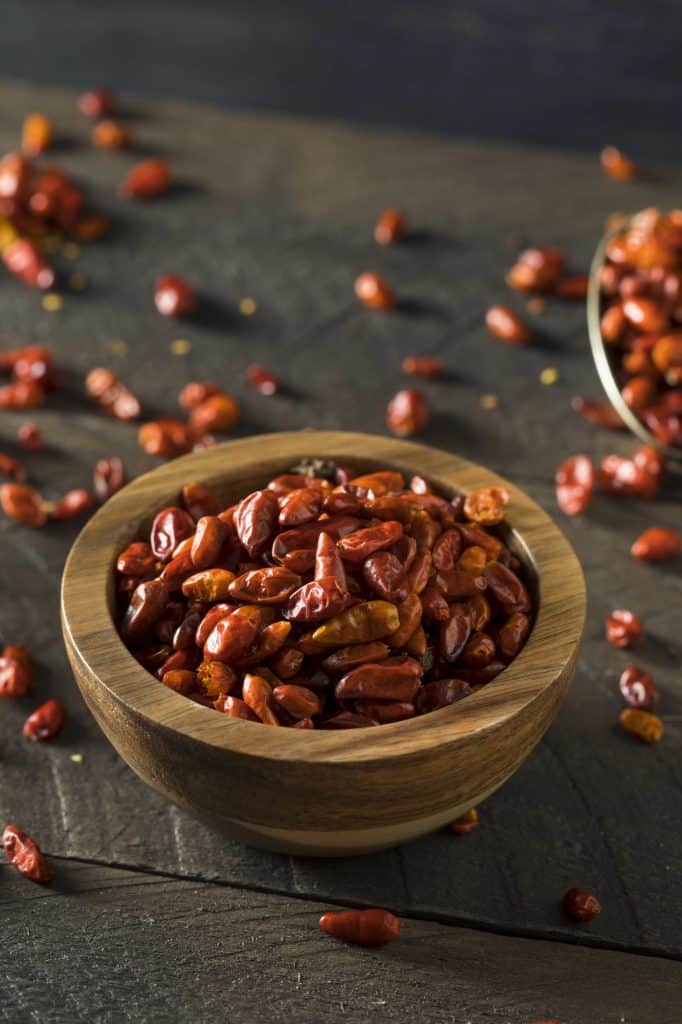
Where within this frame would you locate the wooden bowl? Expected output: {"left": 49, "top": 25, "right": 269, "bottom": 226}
{"left": 61, "top": 430, "right": 585, "bottom": 857}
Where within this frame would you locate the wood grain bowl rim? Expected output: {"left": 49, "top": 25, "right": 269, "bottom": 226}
{"left": 61, "top": 430, "right": 586, "bottom": 765}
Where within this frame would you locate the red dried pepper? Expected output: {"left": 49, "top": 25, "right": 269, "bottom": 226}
{"left": 319, "top": 908, "right": 400, "bottom": 947}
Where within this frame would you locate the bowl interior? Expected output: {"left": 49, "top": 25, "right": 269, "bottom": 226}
{"left": 62, "top": 431, "right": 585, "bottom": 763}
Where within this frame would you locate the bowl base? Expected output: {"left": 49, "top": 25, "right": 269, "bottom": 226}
{"left": 188, "top": 781, "right": 503, "bottom": 856}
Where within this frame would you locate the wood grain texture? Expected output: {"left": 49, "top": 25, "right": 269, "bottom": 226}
{"left": 61, "top": 431, "right": 585, "bottom": 853}
{"left": 2, "top": 858, "right": 681, "bottom": 1024}
{"left": 0, "top": 80, "right": 680, "bottom": 949}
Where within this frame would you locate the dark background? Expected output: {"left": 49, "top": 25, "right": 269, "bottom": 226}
{"left": 5, "top": 0, "right": 682, "bottom": 158}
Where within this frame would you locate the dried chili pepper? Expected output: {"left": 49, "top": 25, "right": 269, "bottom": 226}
{"left": 91, "top": 119, "right": 131, "bottom": 150}
{"left": 78, "top": 89, "right": 115, "bottom": 118}
{"left": 93, "top": 457, "right": 125, "bottom": 502}
{"left": 485, "top": 305, "right": 531, "bottom": 344}
{"left": 447, "top": 808, "right": 479, "bottom": 834}
{"left": 2, "top": 824, "right": 53, "bottom": 883}
{"left": 354, "top": 272, "right": 395, "bottom": 310}
{"left": 319, "top": 908, "right": 400, "bottom": 947}
{"left": 619, "top": 707, "right": 663, "bottom": 742}
{"left": 23, "top": 699, "right": 66, "bottom": 741}
{"left": 562, "top": 888, "right": 601, "bottom": 921}
{"left": 374, "top": 209, "right": 406, "bottom": 245}
{"left": 386, "top": 389, "right": 429, "bottom": 437}
{"left": 0, "top": 643, "right": 34, "bottom": 698}
{"left": 555, "top": 455, "right": 594, "bottom": 516}
{"left": 600, "top": 146, "right": 636, "bottom": 181}
{"left": 247, "top": 363, "right": 279, "bottom": 395}
{"left": 86, "top": 367, "right": 141, "bottom": 422}
{"left": 154, "top": 275, "right": 197, "bottom": 318}
{"left": 121, "top": 158, "right": 171, "bottom": 199}
{"left": 605, "top": 610, "right": 643, "bottom": 649}
{"left": 22, "top": 114, "right": 53, "bottom": 156}
{"left": 619, "top": 666, "right": 659, "bottom": 708}
{"left": 0, "top": 482, "right": 47, "bottom": 526}
{"left": 3, "top": 238, "right": 55, "bottom": 290}
{"left": 630, "top": 526, "right": 680, "bottom": 562}
{"left": 189, "top": 392, "right": 239, "bottom": 435}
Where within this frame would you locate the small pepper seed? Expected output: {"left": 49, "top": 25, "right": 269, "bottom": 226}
{"left": 41, "top": 293, "right": 62, "bottom": 312}
{"left": 170, "top": 339, "right": 192, "bottom": 356}
{"left": 480, "top": 394, "right": 499, "bottom": 409}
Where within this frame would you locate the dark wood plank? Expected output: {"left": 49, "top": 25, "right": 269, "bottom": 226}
{"left": 2, "top": 859, "right": 680, "bottom": 1024}
{"left": 0, "top": 80, "right": 680, "bottom": 954}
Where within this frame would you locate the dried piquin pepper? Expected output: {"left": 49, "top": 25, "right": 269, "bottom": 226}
{"left": 2, "top": 824, "right": 54, "bottom": 883}
{"left": 600, "top": 146, "right": 636, "bottom": 181}
{"left": 78, "top": 88, "right": 115, "bottom": 118}
{"left": 605, "top": 610, "right": 643, "bottom": 649}
{"left": 139, "top": 419, "right": 191, "bottom": 459}
{"left": 319, "top": 908, "right": 400, "bottom": 947}
{"left": 485, "top": 305, "right": 531, "bottom": 344}
{"left": 562, "top": 888, "right": 601, "bottom": 921}
{"left": 554, "top": 274, "right": 588, "bottom": 300}
{"left": 3, "top": 238, "right": 55, "bottom": 290}
{"left": 555, "top": 455, "right": 594, "bottom": 516}
{"left": 85, "top": 367, "right": 141, "bottom": 421}
{"left": 247, "top": 363, "right": 279, "bottom": 395}
{"left": 188, "top": 392, "right": 239, "bottom": 436}
{"left": 154, "top": 275, "right": 197, "bottom": 318}
{"left": 571, "top": 395, "right": 625, "bottom": 431}
{"left": 619, "top": 707, "right": 664, "bottom": 742}
{"left": 17, "top": 423, "right": 43, "bottom": 451}
{"left": 506, "top": 246, "right": 565, "bottom": 294}
{"left": 0, "top": 643, "right": 34, "bottom": 698}
{"left": 386, "top": 389, "right": 429, "bottom": 437}
{"left": 0, "top": 482, "right": 47, "bottom": 526}
{"left": 0, "top": 380, "right": 44, "bottom": 409}
{"left": 354, "top": 272, "right": 395, "bottom": 310}
{"left": 463, "top": 487, "right": 510, "bottom": 525}
{"left": 49, "top": 488, "right": 94, "bottom": 520}
{"left": 447, "top": 808, "right": 479, "bottom": 834}
{"left": 599, "top": 446, "right": 663, "bottom": 500}
{"left": 619, "top": 666, "right": 659, "bottom": 709}
{"left": 402, "top": 355, "right": 444, "bottom": 378}
{"left": 91, "top": 119, "right": 131, "bottom": 150}
{"left": 120, "top": 158, "right": 171, "bottom": 199}
{"left": 9, "top": 345, "right": 58, "bottom": 391}
{"left": 23, "top": 698, "right": 66, "bottom": 741}
{"left": 178, "top": 381, "right": 221, "bottom": 411}
{"left": 630, "top": 526, "right": 680, "bottom": 562}
{"left": 374, "top": 208, "right": 406, "bottom": 245}
{"left": 71, "top": 214, "right": 110, "bottom": 241}
{"left": 21, "top": 114, "right": 53, "bottom": 156}
{"left": 93, "top": 457, "right": 125, "bottom": 503}
{"left": 117, "top": 462, "right": 534, "bottom": 727}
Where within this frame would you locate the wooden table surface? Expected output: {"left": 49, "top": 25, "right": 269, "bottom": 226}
{"left": 0, "top": 80, "right": 680, "bottom": 1023}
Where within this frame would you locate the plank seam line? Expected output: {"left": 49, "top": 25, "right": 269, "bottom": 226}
{"left": 41, "top": 853, "right": 682, "bottom": 964}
